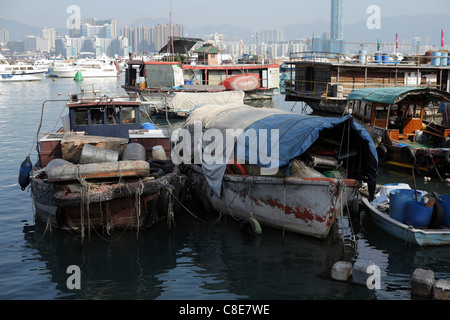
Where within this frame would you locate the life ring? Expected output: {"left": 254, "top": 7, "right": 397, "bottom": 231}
{"left": 239, "top": 218, "right": 262, "bottom": 236}
{"left": 400, "top": 146, "right": 415, "bottom": 164}
{"left": 194, "top": 81, "right": 200, "bottom": 85}
{"left": 376, "top": 144, "right": 389, "bottom": 162}
{"left": 226, "top": 162, "right": 248, "bottom": 176}
{"left": 414, "top": 155, "right": 434, "bottom": 176}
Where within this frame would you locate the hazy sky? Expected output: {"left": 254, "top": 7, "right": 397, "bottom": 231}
{"left": 2, "top": 0, "right": 450, "bottom": 31}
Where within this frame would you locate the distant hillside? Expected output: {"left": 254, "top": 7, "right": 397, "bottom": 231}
{"left": 185, "top": 24, "right": 253, "bottom": 40}
{"left": 282, "top": 13, "right": 450, "bottom": 46}
{"left": 127, "top": 17, "right": 170, "bottom": 28}
{"left": 0, "top": 18, "right": 42, "bottom": 40}
{"left": 282, "top": 20, "right": 330, "bottom": 40}
{"left": 343, "top": 13, "right": 450, "bottom": 46}
{"left": 2, "top": 12, "right": 449, "bottom": 46}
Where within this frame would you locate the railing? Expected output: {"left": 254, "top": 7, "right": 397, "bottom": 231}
{"left": 289, "top": 51, "right": 449, "bottom": 68}
{"left": 286, "top": 79, "right": 439, "bottom": 101}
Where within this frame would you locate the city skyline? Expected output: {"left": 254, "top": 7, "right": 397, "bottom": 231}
{"left": 1, "top": 0, "right": 449, "bottom": 58}
{"left": 2, "top": 0, "right": 449, "bottom": 32}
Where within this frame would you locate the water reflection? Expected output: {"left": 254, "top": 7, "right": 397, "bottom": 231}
{"left": 22, "top": 200, "right": 376, "bottom": 300}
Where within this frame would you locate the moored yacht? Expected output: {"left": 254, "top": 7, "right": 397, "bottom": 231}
{"left": 51, "top": 54, "right": 120, "bottom": 78}
{"left": 0, "top": 54, "right": 47, "bottom": 82}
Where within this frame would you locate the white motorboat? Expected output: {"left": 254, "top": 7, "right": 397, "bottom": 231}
{"left": 32, "top": 59, "right": 53, "bottom": 74}
{"left": 0, "top": 55, "right": 46, "bottom": 82}
{"left": 51, "top": 54, "right": 120, "bottom": 78}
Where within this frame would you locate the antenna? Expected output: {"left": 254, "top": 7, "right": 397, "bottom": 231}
{"left": 169, "top": 0, "right": 174, "bottom": 60}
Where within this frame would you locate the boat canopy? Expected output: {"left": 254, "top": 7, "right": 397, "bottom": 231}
{"left": 347, "top": 87, "right": 450, "bottom": 105}
{"left": 178, "top": 104, "right": 378, "bottom": 199}
{"left": 159, "top": 37, "right": 204, "bottom": 55}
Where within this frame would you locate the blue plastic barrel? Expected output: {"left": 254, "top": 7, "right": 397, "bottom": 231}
{"left": 374, "top": 53, "right": 382, "bottom": 64}
{"left": 184, "top": 80, "right": 193, "bottom": 85}
{"left": 405, "top": 201, "right": 433, "bottom": 228}
{"left": 437, "top": 195, "right": 450, "bottom": 228}
{"left": 431, "top": 51, "right": 442, "bottom": 66}
{"left": 382, "top": 53, "right": 389, "bottom": 64}
{"left": 141, "top": 122, "right": 155, "bottom": 130}
{"left": 441, "top": 52, "right": 448, "bottom": 67}
{"left": 389, "top": 189, "right": 421, "bottom": 223}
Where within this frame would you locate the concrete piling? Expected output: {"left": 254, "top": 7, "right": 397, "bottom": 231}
{"left": 331, "top": 262, "right": 450, "bottom": 300}
{"left": 331, "top": 261, "right": 353, "bottom": 282}
{"left": 411, "top": 268, "right": 434, "bottom": 298}
{"left": 434, "top": 279, "right": 450, "bottom": 300}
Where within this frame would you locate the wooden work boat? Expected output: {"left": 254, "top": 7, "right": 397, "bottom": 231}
{"left": 176, "top": 104, "right": 378, "bottom": 239}
{"left": 30, "top": 161, "right": 182, "bottom": 232}
{"left": 20, "top": 91, "right": 186, "bottom": 235}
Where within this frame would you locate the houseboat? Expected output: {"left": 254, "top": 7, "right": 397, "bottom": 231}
{"left": 347, "top": 87, "right": 450, "bottom": 177}
{"left": 285, "top": 51, "right": 450, "bottom": 114}
{"left": 122, "top": 38, "right": 280, "bottom": 101}
{"left": 20, "top": 91, "right": 186, "bottom": 237}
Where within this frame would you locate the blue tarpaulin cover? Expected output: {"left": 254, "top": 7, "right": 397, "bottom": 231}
{"left": 179, "top": 104, "right": 378, "bottom": 199}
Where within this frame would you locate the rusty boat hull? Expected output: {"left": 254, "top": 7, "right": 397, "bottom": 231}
{"left": 30, "top": 165, "right": 184, "bottom": 232}
{"left": 185, "top": 164, "right": 360, "bottom": 239}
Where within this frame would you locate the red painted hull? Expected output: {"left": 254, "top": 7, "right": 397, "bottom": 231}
{"left": 221, "top": 73, "right": 260, "bottom": 92}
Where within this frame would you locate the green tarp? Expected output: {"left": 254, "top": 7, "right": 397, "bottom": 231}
{"left": 347, "top": 87, "right": 450, "bottom": 105}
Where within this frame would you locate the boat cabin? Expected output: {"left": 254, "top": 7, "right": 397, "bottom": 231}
{"left": 347, "top": 87, "right": 450, "bottom": 145}
{"left": 66, "top": 93, "right": 141, "bottom": 139}
{"left": 285, "top": 51, "right": 450, "bottom": 114}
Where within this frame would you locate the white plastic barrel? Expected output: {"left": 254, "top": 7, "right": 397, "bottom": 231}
{"left": 152, "top": 145, "right": 167, "bottom": 160}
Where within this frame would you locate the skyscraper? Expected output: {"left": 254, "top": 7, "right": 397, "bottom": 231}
{"left": 330, "top": 0, "right": 343, "bottom": 40}
{"left": 330, "top": 0, "right": 345, "bottom": 53}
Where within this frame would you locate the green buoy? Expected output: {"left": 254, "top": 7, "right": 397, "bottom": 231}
{"left": 73, "top": 71, "right": 83, "bottom": 81}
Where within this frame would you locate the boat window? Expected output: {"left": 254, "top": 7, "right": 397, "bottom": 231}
{"left": 354, "top": 101, "right": 360, "bottom": 114}
{"left": 122, "top": 107, "right": 136, "bottom": 124}
{"left": 408, "top": 104, "right": 421, "bottom": 118}
{"left": 106, "top": 107, "right": 120, "bottom": 125}
{"left": 74, "top": 109, "right": 88, "bottom": 125}
{"left": 90, "top": 108, "right": 104, "bottom": 125}
{"left": 375, "top": 105, "right": 388, "bottom": 119}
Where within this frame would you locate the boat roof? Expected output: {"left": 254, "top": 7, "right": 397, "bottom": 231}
{"left": 66, "top": 95, "right": 141, "bottom": 108}
{"left": 347, "top": 87, "right": 450, "bottom": 105}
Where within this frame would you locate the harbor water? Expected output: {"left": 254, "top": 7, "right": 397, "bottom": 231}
{"left": 1, "top": 75, "right": 450, "bottom": 302}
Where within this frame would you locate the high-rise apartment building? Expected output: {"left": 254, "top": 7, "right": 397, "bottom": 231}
{"left": 260, "top": 29, "right": 284, "bottom": 44}
{"left": 42, "top": 27, "right": 57, "bottom": 51}
{"left": 0, "top": 28, "right": 9, "bottom": 44}
{"left": 120, "top": 24, "right": 184, "bottom": 54}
